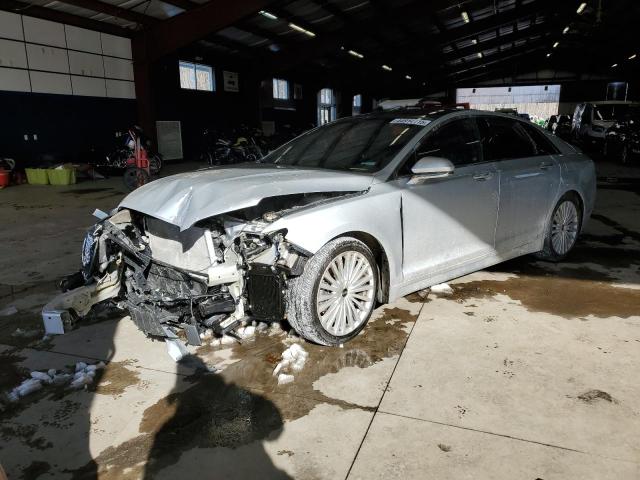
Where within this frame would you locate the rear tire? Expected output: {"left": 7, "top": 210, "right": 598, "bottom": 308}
{"left": 535, "top": 193, "right": 582, "bottom": 262}
{"left": 286, "top": 237, "right": 378, "bottom": 346}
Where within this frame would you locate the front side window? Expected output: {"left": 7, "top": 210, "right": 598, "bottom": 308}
{"left": 416, "top": 118, "right": 481, "bottom": 167}
{"left": 477, "top": 116, "right": 536, "bottom": 161}
{"left": 273, "top": 78, "right": 289, "bottom": 100}
{"left": 263, "top": 117, "right": 425, "bottom": 173}
{"left": 179, "top": 61, "right": 214, "bottom": 91}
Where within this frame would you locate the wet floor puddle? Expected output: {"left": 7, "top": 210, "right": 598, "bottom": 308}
{"left": 69, "top": 302, "right": 422, "bottom": 478}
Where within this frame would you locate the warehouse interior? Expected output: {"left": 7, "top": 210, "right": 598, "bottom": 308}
{"left": 1, "top": 0, "right": 639, "bottom": 478}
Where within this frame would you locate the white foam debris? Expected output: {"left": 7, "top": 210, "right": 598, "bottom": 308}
{"left": 30, "top": 371, "right": 53, "bottom": 384}
{"left": 256, "top": 322, "right": 269, "bottom": 332}
{"left": 239, "top": 325, "right": 256, "bottom": 338}
{"left": 269, "top": 323, "right": 283, "bottom": 335}
{"left": 11, "top": 327, "right": 40, "bottom": 338}
{"left": 12, "top": 379, "right": 43, "bottom": 398}
{"left": 277, "top": 373, "right": 295, "bottom": 385}
{"left": 6, "top": 361, "right": 106, "bottom": 401}
{"left": 430, "top": 283, "right": 453, "bottom": 295}
{"left": 273, "top": 343, "right": 309, "bottom": 382}
{"left": 165, "top": 338, "right": 189, "bottom": 362}
{"left": 0, "top": 305, "right": 18, "bottom": 316}
{"left": 220, "top": 335, "right": 236, "bottom": 345}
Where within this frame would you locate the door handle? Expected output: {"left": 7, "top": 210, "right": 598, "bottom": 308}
{"left": 539, "top": 161, "right": 553, "bottom": 170}
{"left": 473, "top": 171, "right": 493, "bottom": 181}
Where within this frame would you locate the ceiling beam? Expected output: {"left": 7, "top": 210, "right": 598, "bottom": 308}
{"left": 52, "top": 0, "right": 157, "bottom": 25}
{"left": 0, "top": 0, "right": 133, "bottom": 36}
{"left": 134, "top": 0, "right": 277, "bottom": 63}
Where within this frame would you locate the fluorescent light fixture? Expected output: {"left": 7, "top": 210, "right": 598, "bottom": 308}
{"left": 546, "top": 53, "right": 552, "bottom": 57}
{"left": 577, "top": 2, "right": 587, "bottom": 14}
{"left": 259, "top": 10, "right": 278, "bottom": 20}
{"left": 563, "top": 26, "right": 569, "bottom": 34}
{"left": 289, "top": 22, "right": 316, "bottom": 37}
{"left": 405, "top": 75, "right": 412, "bottom": 80}
{"left": 629, "top": 54, "right": 637, "bottom": 60}
{"left": 477, "top": 52, "right": 483, "bottom": 58}
{"left": 461, "top": 11, "right": 470, "bottom": 23}
{"left": 382, "top": 64, "right": 392, "bottom": 71}
{"left": 553, "top": 41, "right": 559, "bottom": 48}
{"left": 611, "top": 63, "right": 618, "bottom": 68}
{"left": 348, "top": 49, "right": 364, "bottom": 59}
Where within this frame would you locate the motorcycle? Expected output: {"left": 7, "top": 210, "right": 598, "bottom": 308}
{"left": 100, "top": 126, "right": 162, "bottom": 190}
{"left": 200, "top": 126, "right": 266, "bottom": 166}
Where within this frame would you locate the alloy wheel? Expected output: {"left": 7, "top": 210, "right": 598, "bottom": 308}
{"left": 551, "top": 200, "right": 579, "bottom": 255}
{"left": 316, "top": 251, "right": 375, "bottom": 336}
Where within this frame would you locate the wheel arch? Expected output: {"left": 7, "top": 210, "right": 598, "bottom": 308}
{"left": 330, "top": 230, "right": 390, "bottom": 304}
{"left": 561, "top": 189, "right": 586, "bottom": 225}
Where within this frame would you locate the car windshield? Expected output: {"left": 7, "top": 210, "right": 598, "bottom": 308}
{"left": 262, "top": 117, "right": 426, "bottom": 173}
{"left": 594, "top": 104, "right": 639, "bottom": 122}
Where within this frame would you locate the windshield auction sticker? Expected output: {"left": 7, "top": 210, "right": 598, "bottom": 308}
{"left": 390, "top": 118, "right": 431, "bottom": 126}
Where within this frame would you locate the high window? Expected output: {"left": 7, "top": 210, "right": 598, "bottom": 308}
{"left": 353, "top": 94, "right": 362, "bottom": 115}
{"left": 179, "top": 61, "right": 214, "bottom": 91}
{"left": 318, "top": 88, "right": 336, "bottom": 125}
{"left": 273, "top": 78, "right": 290, "bottom": 100}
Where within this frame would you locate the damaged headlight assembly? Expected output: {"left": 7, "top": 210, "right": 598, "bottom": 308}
{"left": 42, "top": 207, "right": 308, "bottom": 346}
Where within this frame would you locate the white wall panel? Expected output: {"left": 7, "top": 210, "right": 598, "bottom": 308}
{"left": 101, "top": 33, "right": 132, "bottom": 59}
{"left": 106, "top": 79, "right": 135, "bottom": 98}
{"left": 3, "top": 15, "right": 135, "bottom": 98}
{"left": 68, "top": 50, "right": 104, "bottom": 77}
{"left": 71, "top": 75, "right": 106, "bottom": 97}
{"left": 0, "top": 11, "right": 24, "bottom": 41}
{"left": 0, "top": 39, "right": 28, "bottom": 68}
{"left": 103, "top": 56, "right": 133, "bottom": 80}
{"left": 26, "top": 44, "right": 69, "bottom": 73}
{"left": 30, "top": 71, "right": 72, "bottom": 94}
{"left": 65, "top": 25, "right": 102, "bottom": 54}
{"left": 0, "top": 67, "right": 30, "bottom": 92}
{"left": 23, "top": 16, "right": 66, "bottom": 48}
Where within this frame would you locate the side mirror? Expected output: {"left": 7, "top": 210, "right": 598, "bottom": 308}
{"left": 409, "top": 156, "right": 454, "bottom": 183}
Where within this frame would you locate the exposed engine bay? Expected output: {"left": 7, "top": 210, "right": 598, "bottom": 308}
{"left": 42, "top": 192, "right": 352, "bottom": 345}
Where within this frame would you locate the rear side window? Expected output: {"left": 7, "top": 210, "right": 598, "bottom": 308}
{"left": 415, "top": 118, "right": 481, "bottom": 167}
{"left": 520, "top": 122, "right": 559, "bottom": 155}
{"left": 477, "top": 116, "right": 536, "bottom": 161}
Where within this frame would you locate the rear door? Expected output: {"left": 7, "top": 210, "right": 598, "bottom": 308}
{"left": 477, "top": 116, "right": 560, "bottom": 253}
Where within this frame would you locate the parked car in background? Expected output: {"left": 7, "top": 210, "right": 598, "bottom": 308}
{"left": 553, "top": 114, "right": 573, "bottom": 142}
{"left": 571, "top": 101, "right": 640, "bottom": 149}
{"left": 604, "top": 108, "right": 640, "bottom": 163}
{"left": 45, "top": 109, "right": 595, "bottom": 348}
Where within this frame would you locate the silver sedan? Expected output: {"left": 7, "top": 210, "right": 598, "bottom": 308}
{"left": 46, "top": 109, "right": 596, "bottom": 347}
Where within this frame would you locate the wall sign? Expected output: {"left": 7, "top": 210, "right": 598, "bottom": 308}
{"left": 223, "top": 71, "right": 239, "bottom": 92}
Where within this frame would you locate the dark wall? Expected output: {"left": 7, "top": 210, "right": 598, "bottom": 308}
{"left": 0, "top": 91, "right": 136, "bottom": 167}
{"left": 151, "top": 52, "right": 263, "bottom": 160}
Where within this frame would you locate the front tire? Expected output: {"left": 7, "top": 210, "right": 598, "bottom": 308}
{"left": 535, "top": 193, "right": 582, "bottom": 262}
{"left": 286, "top": 237, "right": 378, "bottom": 346}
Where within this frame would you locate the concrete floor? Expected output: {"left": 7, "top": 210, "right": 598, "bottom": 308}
{"left": 1, "top": 162, "right": 639, "bottom": 479}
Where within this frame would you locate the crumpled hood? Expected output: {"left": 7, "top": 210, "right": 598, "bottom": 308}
{"left": 119, "top": 165, "right": 373, "bottom": 230}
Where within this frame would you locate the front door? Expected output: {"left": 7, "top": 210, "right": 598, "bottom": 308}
{"left": 391, "top": 117, "right": 500, "bottom": 283}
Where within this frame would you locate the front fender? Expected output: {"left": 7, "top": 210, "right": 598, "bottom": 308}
{"left": 263, "top": 186, "right": 404, "bottom": 290}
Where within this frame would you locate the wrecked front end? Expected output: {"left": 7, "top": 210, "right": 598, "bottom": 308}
{"left": 43, "top": 199, "right": 316, "bottom": 345}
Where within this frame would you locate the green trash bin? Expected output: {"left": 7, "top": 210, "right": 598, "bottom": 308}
{"left": 25, "top": 168, "right": 49, "bottom": 185}
{"left": 47, "top": 168, "right": 76, "bottom": 185}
